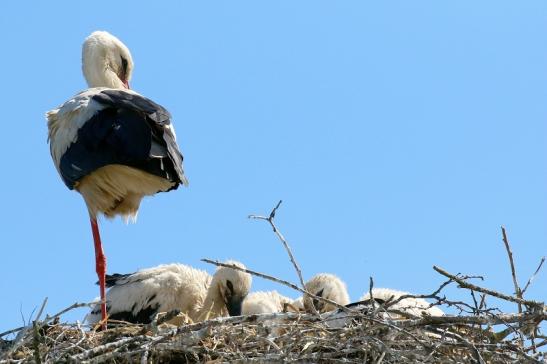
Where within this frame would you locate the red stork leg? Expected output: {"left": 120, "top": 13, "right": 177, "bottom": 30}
{"left": 90, "top": 218, "right": 107, "bottom": 330}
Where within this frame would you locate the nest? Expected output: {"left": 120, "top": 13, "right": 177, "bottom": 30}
{"left": 1, "top": 204, "right": 545, "bottom": 363}
{"left": 1, "top": 301, "right": 545, "bottom": 364}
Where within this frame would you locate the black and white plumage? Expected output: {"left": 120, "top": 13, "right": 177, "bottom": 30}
{"left": 46, "top": 31, "right": 188, "bottom": 328}
{"left": 52, "top": 89, "right": 186, "bottom": 194}
{"left": 87, "top": 261, "right": 252, "bottom": 325}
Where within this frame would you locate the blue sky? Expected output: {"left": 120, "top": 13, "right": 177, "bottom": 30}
{"left": 0, "top": 1, "right": 546, "bottom": 332}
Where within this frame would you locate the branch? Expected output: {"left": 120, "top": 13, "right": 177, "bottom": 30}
{"left": 43, "top": 302, "right": 94, "bottom": 325}
{"left": 1, "top": 298, "right": 48, "bottom": 361}
{"left": 71, "top": 336, "right": 148, "bottom": 361}
{"left": 248, "top": 200, "right": 306, "bottom": 290}
{"left": 397, "top": 311, "right": 547, "bottom": 327}
{"left": 501, "top": 226, "right": 523, "bottom": 313}
{"left": 522, "top": 256, "right": 546, "bottom": 295}
{"left": 433, "top": 266, "right": 544, "bottom": 308}
{"left": 201, "top": 259, "right": 353, "bottom": 313}
{"left": 501, "top": 226, "right": 524, "bottom": 347}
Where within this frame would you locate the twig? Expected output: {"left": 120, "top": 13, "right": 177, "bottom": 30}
{"left": 201, "top": 259, "right": 353, "bottom": 314}
{"left": 369, "top": 276, "right": 374, "bottom": 308}
{"left": 19, "top": 303, "right": 26, "bottom": 328}
{"left": 248, "top": 200, "right": 306, "bottom": 290}
{"left": 71, "top": 336, "right": 148, "bottom": 361}
{"left": 375, "top": 350, "right": 386, "bottom": 364}
{"left": 470, "top": 290, "right": 480, "bottom": 315}
{"left": 397, "top": 311, "right": 547, "bottom": 327}
{"left": 42, "top": 302, "right": 93, "bottom": 325}
{"left": 140, "top": 349, "right": 149, "bottom": 364}
{"left": 34, "top": 298, "right": 48, "bottom": 324}
{"left": 0, "top": 326, "right": 25, "bottom": 338}
{"left": 479, "top": 293, "right": 487, "bottom": 310}
{"left": 432, "top": 266, "right": 544, "bottom": 308}
{"left": 0, "top": 298, "right": 49, "bottom": 361}
{"left": 525, "top": 339, "right": 547, "bottom": 352}
{"left": 522, "top": 256, "right": 546, "bottom": 295}
{"left": 31, "top": 298, "right": 48, "bottom": 364}
{"left": 501, "top": 226, "right": 523, "bottom": 314}
{"left": 388, "top": 279, "right": 452, "bottom": 309}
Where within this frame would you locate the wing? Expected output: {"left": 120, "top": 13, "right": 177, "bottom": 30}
{"left": 99, "top": 273, "right": 135, "bottom": 288}
{"left": 89, "top": 273, "right": 161, "bottom": 324}
{"left": 88, "top": 265, "right": 180, "bottom": 325}
{"left": 48, "top": 88, "right": 188, "bottom": 190}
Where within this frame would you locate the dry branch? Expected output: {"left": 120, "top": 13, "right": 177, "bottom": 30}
{"left": 523, "top": 256, "right": 546, "bottom": 295}
{"left": 501, "top": 226, "right": 523, "bottom": 314}
{"left": 201, "top": 258, "right": 353, "bottom": 314}
{"left": 433, "top": 266, "right": 544, "bottom": 309}
{"left": 248, "top": 200, "right": 306, "bottom": 290}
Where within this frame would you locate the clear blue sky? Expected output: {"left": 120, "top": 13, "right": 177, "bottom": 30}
{"left": 0, "top": 1, "right": 546, "bottom": 332}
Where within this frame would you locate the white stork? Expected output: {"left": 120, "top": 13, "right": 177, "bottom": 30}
{"left": 86, "top": 261, "right": 252, "bottom": 325}
{"left": 46, "top": 31, "right": 188, "bottom": 328}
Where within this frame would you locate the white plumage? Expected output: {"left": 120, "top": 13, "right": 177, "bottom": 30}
{"left": 360, "top": 288, "right": 444, "bottom": 317}
{"left": 300, "top": 273, "right": 351, "bottom": 313}
{"left": 242, "top": 291, "right": 294, "bottom": 315}
{"left": 87, "top": 260, "right": 252, "bottom": 325}
{"left": 82, "top": 31, "right": 133, "bottom": 89}
{"left": 290, "top": 296, "right": 304, "bottom": 311}
{"left": 318, "top": 287, "right": 444, "bottom": 330}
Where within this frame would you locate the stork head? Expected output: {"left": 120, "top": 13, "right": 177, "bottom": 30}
{"left": 82, "top": 31, "right": 133, "bottom": 89}
{"left": 303, "top": 273, "right": 350, "bottom": 313}
{"left": 213, "top": 261, "right": 252, "bottom": 316}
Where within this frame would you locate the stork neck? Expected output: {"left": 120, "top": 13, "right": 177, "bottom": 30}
{"left": 197, "top": 279, "right": 226, "bottom": 321}
{"left": 83, "top": 59, "right": 126, "bottom": 89}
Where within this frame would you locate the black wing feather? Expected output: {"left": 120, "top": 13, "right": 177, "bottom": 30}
{"left": 99, "top": 273, "right": 134, "bottom": 288}
{"left": 59, "top": 90, "right": 186, "bottom": 189}
{"left": 90, "top": 303, "right": 160, "bottom": 325}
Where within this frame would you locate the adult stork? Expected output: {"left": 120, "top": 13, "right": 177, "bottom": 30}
{"left": 46, "top": 31, "right": 188, "bottom": 328}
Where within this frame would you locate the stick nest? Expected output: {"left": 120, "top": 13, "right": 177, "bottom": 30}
{"left": 2, "top": 204, "right": 545, "bottom": 363}
{"left": 1, "top": 304, "right": 545, "bottom": 364}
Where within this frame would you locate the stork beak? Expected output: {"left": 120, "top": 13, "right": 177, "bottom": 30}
{"left": 226, "top": 296, "right": 243, "bottom": 316}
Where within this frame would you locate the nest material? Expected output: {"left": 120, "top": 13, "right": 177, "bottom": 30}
{"left": 2, "top": 211, "right": 545, "bottom": 363}
{"left": 1, "top": 307, "right": 545, "bottom": 364}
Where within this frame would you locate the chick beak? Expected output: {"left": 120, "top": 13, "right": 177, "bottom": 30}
{"left": 226, "top": 296, "right": 243, "bottom": 316}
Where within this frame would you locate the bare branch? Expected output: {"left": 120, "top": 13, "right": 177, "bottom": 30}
{"left": 248, "top": 200, "right": 306, "bottom": 290}
{"left": 522, "top": 256, "right": 546, "bottom": 295}
{"left": 433, "top": 266, "right": 544, "bottom": 308}
{"left": 201, "top": 258, "right": 353, "bottom": 314}
{"left": 501, "top": 226, "right": 523, "bottom": 314}
{"left": 44, "top": 302, "right": 94, "bottom": 325}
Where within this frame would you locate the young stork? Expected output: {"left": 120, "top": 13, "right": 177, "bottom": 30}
{"left": 87, "top": 260, "right": 252, "bottom": 325}
{"left": 46, "top": 31, "right": 188, "bottom": 327}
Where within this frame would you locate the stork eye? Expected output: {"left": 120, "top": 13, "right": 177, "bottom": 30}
{"left": 312, "top": 289, "right": 325, "bottom": 310}
{"left": 226, "top": 280, "right": 234, "bottom": 295}
{"left": 121, "top": 57, "right": 128, "bottom": 72}
{"left": 316, "top": 289, "right": 324, "bottom": 298}
{"left": 119, "top": 56, "right": 128, "bottom": 81}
